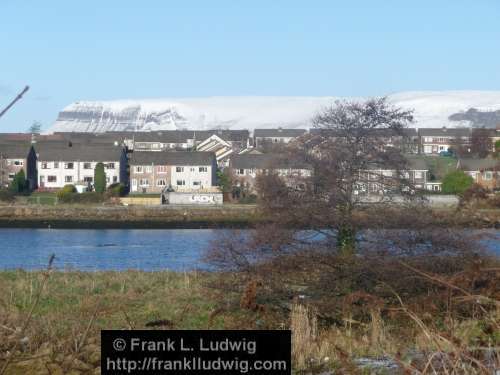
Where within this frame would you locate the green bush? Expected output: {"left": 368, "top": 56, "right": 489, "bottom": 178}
{"left": 57, "top": 191, "right": 106, "bottom": 204}
{"left": 442, "top": 170, "right": 474, "bottom": 195}
{"left": 0, "top": 189, "right": 16, "bottom": 202}
{"left": 94, "top": 163, "right": 106, "bottom": 193}
{"left": 9, "top": 170, "right": 29, "bottom": 195}
{"left": 56, "top": 185, "right": 77, "bottom": 202}
{"left": 106, "top": 183, "right": 126, "bottom": 197}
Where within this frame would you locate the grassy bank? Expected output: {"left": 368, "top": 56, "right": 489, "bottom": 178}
{"left": 0, "top": 204, "right": 499, "bottom": 229}
{"left": 0, "top": 204, "right": 262, "bottom": 229}
{"left": 0, "top": 269, "right": 498, "bottom": 374}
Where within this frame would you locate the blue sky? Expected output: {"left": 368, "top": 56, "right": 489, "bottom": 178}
{"left": 1, "top": 0, "right": 499, "bottom": 132}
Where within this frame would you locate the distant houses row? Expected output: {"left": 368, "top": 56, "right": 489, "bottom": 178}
{"left": 0, "top": 126, "right": 499, "bottom": 195}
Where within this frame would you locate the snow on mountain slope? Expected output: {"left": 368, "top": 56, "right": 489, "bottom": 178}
{"left": 49, "top": 91, "right": 500, "bottom": 133}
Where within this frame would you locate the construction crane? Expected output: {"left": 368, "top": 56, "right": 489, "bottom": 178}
{"left": 0, "top": 85, "right": 29, "bottom": 119}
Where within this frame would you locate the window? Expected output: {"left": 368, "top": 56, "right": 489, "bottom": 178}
{"left": 14, "top": 160, "right": 23, "bottom": 166}
{"left": 64, "top": 162, "right": 74, "bottom": 169}
{"left": 83, "top": 162, "right": 92, "bottom": 169}
{"left": 139, "top": 179, "right": 149, "bottom": 186}
{"left": 53, "top": 162, "right": 59, "bottom": 168}
{"left": 157, "top": 165, "right": 167, "bottom": 173}
{"left": 483, "top": 171, "right": 493, "bottom": 180}
{"left": 41, "top": 162, "right": 49, "bottom": 169}
{"left": 382, "top": 170, "right": 392, "bottom": 177}
{"left": 176, "top": 180, "right": 185, "bottom": 186}
{"left": 157, "top": 179, "right": 166, "bottom": 186}
{"left": 190, "top": 167, "right": 195, "bottom": 172}
{"left": 105, "top": 163, "right": 115, "bottom": 169}
{"left": 8, "top": 173, "right": 15, "bottom": 180}
{"left": 176, "top": 167, "right": 184, "bottom": 172}
{"left": 199, "top": 166, "right": 208, "bottom": 172}
{"left": 113, "top": 176, "right": 118, "bottom": 183}
{"left": 65, "top": 176, "right": 73, "bottom": 183}
{"left": 237, "top": 168, "right": 244, "bottom": 175}
{"left": 134, "top": 166, "right": 143, "bottom": 173}
{"left": 145, "top": 166, "right": 152, "bottom": 173}
{"left": 193, "top": 181, "right": 201, "bottom": 186}
{"left": 83, "top": 176, "right": 93, "bottom": 183}
{"left": 106, "top": 177, "right": 110, "bottom": 183}
{"left": 48, "top": 176, "right": 57, "bottom": 182}
{"left": 414, "top": 171, "right": 423, "bottom": 179}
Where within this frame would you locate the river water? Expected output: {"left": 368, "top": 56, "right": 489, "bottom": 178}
{"left": 0, "top": 228, "right": 498, "bottom": 271}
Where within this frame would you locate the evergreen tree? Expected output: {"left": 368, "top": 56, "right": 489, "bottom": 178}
{"left": 442, "top": 170, "right": 474, "bottom": 195}
{"left": 94, "top": 163, "right": 106, "bottom": 193}
{"left": 9, "top": 169, "right": 28, "bottom": 194}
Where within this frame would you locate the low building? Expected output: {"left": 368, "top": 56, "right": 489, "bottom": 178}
{"left": 419, "top": 127, "right": 471, "bottom": 154}
{"left": 0, "top": 143, "right": 37, "bottom": 190}
{"left": 196, "top": 134, "right": 233, "bottom": 166}
{"left": 35, "top": 142, "right": 127, "bottom": 190}
{"left": 458, "top": 158, "right": 500, "bottom": 190}
{"left": 230, "top": 153, "right": 312, "bottom": 193}
{"left": 354, "top": 158, "right": 438, "bottom": 194}
{"left": 129, "top": 151, "right": 217, "bottom": 193}
{"left": 117, "top": 130, "right": 249, "bottom": 152}
{"left": 254, "top": 128, "right": 307, "bottom": 148}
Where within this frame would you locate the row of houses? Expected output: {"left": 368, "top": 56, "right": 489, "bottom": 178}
{"left": 230, "top": 154, "right": 500, "bottom": 194}
{"left": 0, "top": 129, "right": 499, "bottom": 196}
{"left": 255, "top": 126, "right": 500, "bottom": 155}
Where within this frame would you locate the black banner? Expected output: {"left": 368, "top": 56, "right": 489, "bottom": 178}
{"left": 101, "top": 330, "right": 291, "bottom": 374}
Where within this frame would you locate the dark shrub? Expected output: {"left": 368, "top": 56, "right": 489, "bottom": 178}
{"left": 0, "top": 189, "right": 16, "bottom": 202}
{"left": 9, "top": 170, "right": 29, "bottom": 195}
{"left": 462, "top": 183, "right": 489, "bottom": 202}
{"left": 106, "top": 183, "right": 126, "bottom": 197}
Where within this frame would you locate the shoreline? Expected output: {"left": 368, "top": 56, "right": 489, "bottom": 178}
{"left": 0, "top": 204, "right": 499, "bottom": 229}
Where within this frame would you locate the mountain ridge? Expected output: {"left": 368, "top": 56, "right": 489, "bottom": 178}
{"left": 49, "top": 91, "right": 500, "bottom": 133}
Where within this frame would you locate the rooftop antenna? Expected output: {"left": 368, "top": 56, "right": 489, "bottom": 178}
{"left": 0, "top": 86, "right": 29, "bottom": 119}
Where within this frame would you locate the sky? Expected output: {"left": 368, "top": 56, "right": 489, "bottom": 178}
{"left": 1, "top": 0, "right": 499, "bottom": 132}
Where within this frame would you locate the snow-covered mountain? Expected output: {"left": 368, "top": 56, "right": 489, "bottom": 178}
{"left": 49, "top": 91, "right": 500, "bottom": 133}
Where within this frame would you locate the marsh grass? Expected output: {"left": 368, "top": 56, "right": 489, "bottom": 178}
{"left": 0, "top": 266, "right": 498, "bottom": 374}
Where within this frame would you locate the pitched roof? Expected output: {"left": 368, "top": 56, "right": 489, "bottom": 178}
{"left": 418, "top": 127, "right": 471, "bottom": 137}
{"left": 458, "top": 158, "right": 500, "bottom": 171}
{"left": 405, "top": 157, "right": 429, "bottom": 170}
{"left": 0, "top": 143, "right": 33, "bottom": 159}
{"left": 308, "top": 127, "right": 417, "bottom": 138}
{"left": 230, "top": 153, "right": 310, "bottom": 170}
{"left": 108, "top": 129, "right": 249, "bottom": 143}
{"left": 129, "top": 151, "right": 215, "bottom": 166}
{"left": 34, "top": 142, "right": 124, "bottom": 162}
{"left": 254, "top": 128, "right": 307, "bottom": 138}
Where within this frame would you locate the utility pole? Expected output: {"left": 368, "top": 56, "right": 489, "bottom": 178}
{"left": 0, "top": 85, "right": 29, "bottom": 119}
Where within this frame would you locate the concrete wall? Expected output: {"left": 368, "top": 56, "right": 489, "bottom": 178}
{"left": 163, "top": 191, "right": 223, "bottom": 205}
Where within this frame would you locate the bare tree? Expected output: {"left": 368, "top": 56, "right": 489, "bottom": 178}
{"left": 253, "top": 97, "right": 416, "bottom": 255}
{"left": 205, "top": 99, "right": 494, "bottom": 339}
{"left": 470, "top": 128, "right": 493, "bottom": 158}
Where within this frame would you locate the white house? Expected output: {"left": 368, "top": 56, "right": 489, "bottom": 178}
{"left": 35, "top": 142, "right": 126, "bottom": 190}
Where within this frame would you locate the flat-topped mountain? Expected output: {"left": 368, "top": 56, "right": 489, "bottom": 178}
{"left": 49, "top": 91, "right": 500, "bottom": 133}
